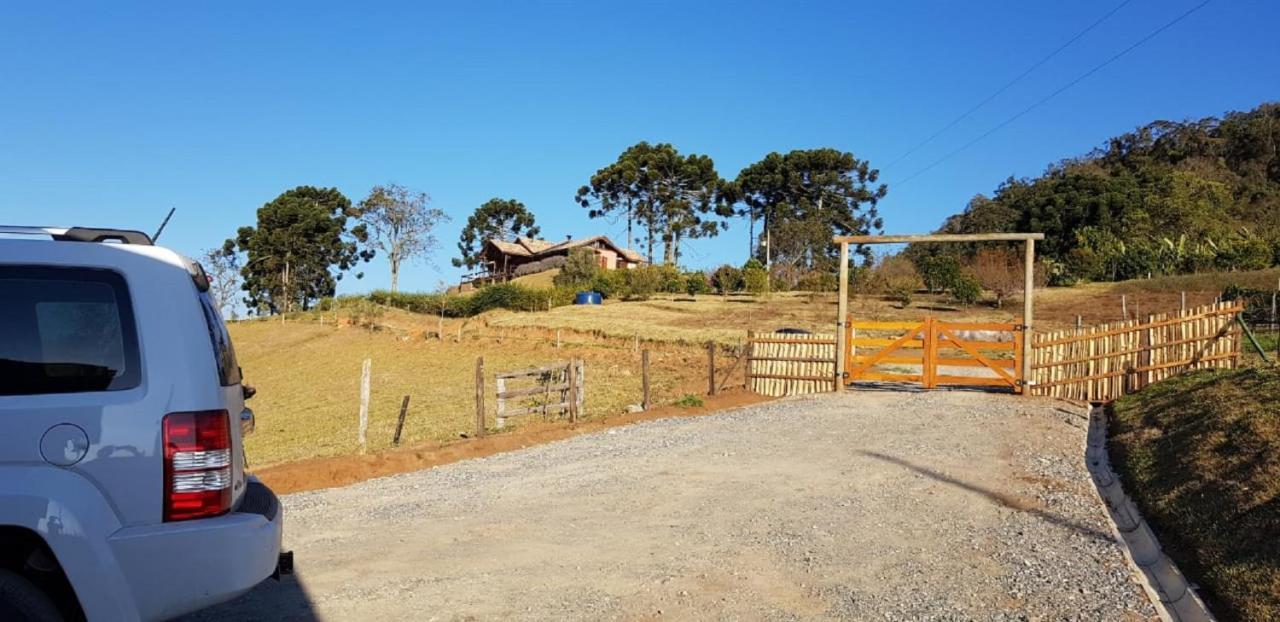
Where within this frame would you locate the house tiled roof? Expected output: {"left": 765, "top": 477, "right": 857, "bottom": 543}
{"left": 488, "top": 240, "right": 532, "bottom": 257}
{"left": 486, "top": 234, "right": 645, "bottom": 264}
{"left": 517, "top": 236, "right": 554, "bottom": 253}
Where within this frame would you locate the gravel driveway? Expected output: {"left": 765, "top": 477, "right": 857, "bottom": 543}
{"left": 189, "top": 390, "right": 1154, "bottom": 621}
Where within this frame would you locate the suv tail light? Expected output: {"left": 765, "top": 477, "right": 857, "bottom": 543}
{"left": 163, "top": 411, "right": 232, "bottom": 521}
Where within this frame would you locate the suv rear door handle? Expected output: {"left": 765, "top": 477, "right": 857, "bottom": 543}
{"left": 240, "top": 408, "right": 255, "bottom": 436}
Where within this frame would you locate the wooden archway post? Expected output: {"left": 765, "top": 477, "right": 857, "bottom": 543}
{"left": 835, "top": 241, "right": 850, "bottom": 390}
{"left": 832, "top": 232, "right": 1045, "bottom": 395}
{"left": 1022, "top": 238, "right": 1035, "bottom": 392}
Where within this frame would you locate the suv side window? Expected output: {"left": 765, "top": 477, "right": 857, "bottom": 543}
{"left": 0, "top": 266, "right": 142, "bottom": 396}
{"left": 197, "top": 291, "right": 242, "bottom": 386}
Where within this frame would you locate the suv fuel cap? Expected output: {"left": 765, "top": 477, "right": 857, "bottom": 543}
{"left": 41, "top": 424, "right": 90, "bottom": 466}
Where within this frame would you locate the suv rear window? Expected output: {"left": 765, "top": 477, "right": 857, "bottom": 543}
{"left": 0, "top": 266, "right": 141, "bottom": 396}
{"left": 197, "top": 290, "right": 241, "bottom": 386}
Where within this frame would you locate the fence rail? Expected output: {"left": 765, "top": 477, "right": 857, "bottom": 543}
{"left": 1030, "top": 301, "right": 1243, "bottom": 402}
{"left": 746, "top": 331, "right": 837, "bottom": 396}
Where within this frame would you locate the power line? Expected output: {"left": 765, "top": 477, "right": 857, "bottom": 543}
{"left": 885, "top": 0, "right": 1134, "bottom": 170}
{"left": 893, "top": 0, "right": 1212, "bottom": 188}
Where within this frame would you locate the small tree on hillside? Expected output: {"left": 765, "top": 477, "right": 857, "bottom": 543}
{"left": 711, "top": 264, "right": 743, "bottom": 295}
{"left": 967, "top": 248, "right": 1047, "bottom": 308}
{"left": 874, "top": 255, "right": 922, "bottom": 308}
{"left": 201, "top": 242, "right": 242, "bottom": 318}
{"left": 741, "top": 258, "right": 770, "bottom": 294}
{"left": 553, "top": 247, "right": 600, "bottom": 289}
{"left": 231, "top": 186, "right": 373, "bottom": 314}
{"left": 685, "top": 271, "right": 711, "bottom": 297}
{"left": 357, "top": 183, "right": 449, "bottom": 292}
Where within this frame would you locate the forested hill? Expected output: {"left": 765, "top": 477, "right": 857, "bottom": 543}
{"left": 934, "top": 102, "right": 1280, "bottom": 284}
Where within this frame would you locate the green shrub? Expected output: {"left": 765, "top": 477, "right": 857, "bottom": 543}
{"left": 656, "top": 265, "right": 685, "bottom": 294}
{"left": 553, "top": 247, "right": 600, "bottom": 289}
{"left": 591, "top": 270, "right": 625, "bottom": 298}
{"left": 369, "top": 283, "right": 576, "bottom": 317}
{"left": 622, "top": 266, "right": 662, "bottom": 300}
{"left": 1216, "top": 235, "right": 1274, "bottom": 272}
{"left": 949, "top": 275, "right": 982, "bottom": 306}
{"left": 711, "top": 265, "right": 743, "bottom": 294}
{"left": 742, "top": 266, "right": 769, "bottom": 294}
{"left": 916, "top": 255, "right": 962, "bottom": 293}
{"left": 673, "top": 394, "right": 704, "bottom": 408}
{"left": 685, "top": 271, "right": 711, "bottom": 297}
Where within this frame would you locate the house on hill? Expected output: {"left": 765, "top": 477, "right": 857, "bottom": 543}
{"left": 467, "top": 235, "right": 645, "bottom": 285}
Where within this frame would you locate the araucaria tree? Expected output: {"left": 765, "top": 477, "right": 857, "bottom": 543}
{"left": 734, "top": 148, "right": 887, "bottom": 270}
{"left": 357, "top": 183, "right": 448, "bottom": 292}
{"left": 453, "top": 198, "right": 540, "bottom": 270}
{"left": 576, "top": 142, "right": 732, "bottom": 264}
{"left": 230, "top": 186, "right": 373, "bottom": 314}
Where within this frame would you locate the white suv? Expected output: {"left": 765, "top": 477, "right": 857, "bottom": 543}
{"left": 0, "top": 227, "right": 286, "bottom": 621}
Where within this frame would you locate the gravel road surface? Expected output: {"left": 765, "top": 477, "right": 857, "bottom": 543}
{"left": 189, "top": 390, "right": 1154, "bottom": 621}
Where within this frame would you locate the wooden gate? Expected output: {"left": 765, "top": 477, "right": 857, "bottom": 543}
{"left": 844, "top": 317, "right": 1024, "bottom": 392}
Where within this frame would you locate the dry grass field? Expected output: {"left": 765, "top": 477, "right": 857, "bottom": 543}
{"left": 231, "top": 267, "right": 1278, "bottom": 470}
{"left": 231, "top": 311, "right": 731, "bottom": 468}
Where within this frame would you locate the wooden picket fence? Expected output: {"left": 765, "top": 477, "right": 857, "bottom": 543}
{"left": 746, "top": 331, "right": 837, "bottom": 396}
{"left": 744, "top": 302, "right": 1244, "bottom": 401}
{"left": 1029, "top": 301, "right": 1244, "bottom": 402}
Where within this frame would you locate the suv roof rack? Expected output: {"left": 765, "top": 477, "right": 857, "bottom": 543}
{"left": 0, "top": 226, "right": 153, "bottom": 245}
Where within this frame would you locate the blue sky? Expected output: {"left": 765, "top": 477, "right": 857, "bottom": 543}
{"left": 2, "top": 1, "right": 1277, "bottom": 294}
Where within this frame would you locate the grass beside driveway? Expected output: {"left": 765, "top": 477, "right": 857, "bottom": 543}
{"left": 1109, "top": 366, "right": 1280, "bottom": 621}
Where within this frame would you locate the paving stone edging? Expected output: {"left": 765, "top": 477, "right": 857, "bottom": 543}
{"left": 1084, "top": 405, "right": 1216, "bottom": 622}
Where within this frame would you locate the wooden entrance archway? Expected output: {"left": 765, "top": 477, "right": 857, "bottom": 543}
{"left": 833, "top": 233, "right": 1045, "bottom": 394}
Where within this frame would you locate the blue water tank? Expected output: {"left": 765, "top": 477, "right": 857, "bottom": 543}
{"left": 574, "top": 291, "right": 603, "bottom": 305}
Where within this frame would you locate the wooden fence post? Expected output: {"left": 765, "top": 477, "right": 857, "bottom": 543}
{"left": 745, "top": 331, "right": 754, "bottom": 392}
{"left": 358, "top": 358, "right": 371, "bottom": 452}
{"left": 1121, "top": 295, "right": 1127, "bottom": 320}
{"left": 475, "top": 357, "right": 486, "bottom": 437}
{"left": 495, "top": 374, "right": 506, "bottom": 429}
{"left": 393, "top": 395, "right": 410, "bottom": 445}
{"left": 567, "top": 360, "right": 578, "bottom": 423}
{"left": 578, "top": 360, "right": 585, "bottom": 414}
{"left": 707, "top": 341, "right": 717, "bottom": 396}
{"left": 641, "top": 349, "right": 651, "bottom": 410}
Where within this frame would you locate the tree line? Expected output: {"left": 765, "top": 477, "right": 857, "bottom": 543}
{"left": 205, "top": 144, "right": 886, "bottom": 316}
{"left": 203, "top": 184, "right": 447, "bottom": 316}
{"left": 915, "top": 102, "right": 1280, "bottom": 286}
{"left": 575, "top": 143, "right": 886, "bottom": 270}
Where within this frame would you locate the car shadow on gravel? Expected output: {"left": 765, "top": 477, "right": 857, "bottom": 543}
{"left": 861, "top": 451, "right": 1115, "bottom": 544}
{"left": 175, "top": 572, "right": 319, "bottom": 621}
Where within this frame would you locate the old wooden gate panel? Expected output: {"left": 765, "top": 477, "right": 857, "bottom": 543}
{"left": 845, "top": 317, "right": 1023, "bottom": 392}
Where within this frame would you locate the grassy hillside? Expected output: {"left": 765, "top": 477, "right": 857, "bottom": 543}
{"left": 510, "top": 267, "right": 560, "bottom": 289}
{"left": 1109, "top": 367, "right": 1280, "bottom": 621}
